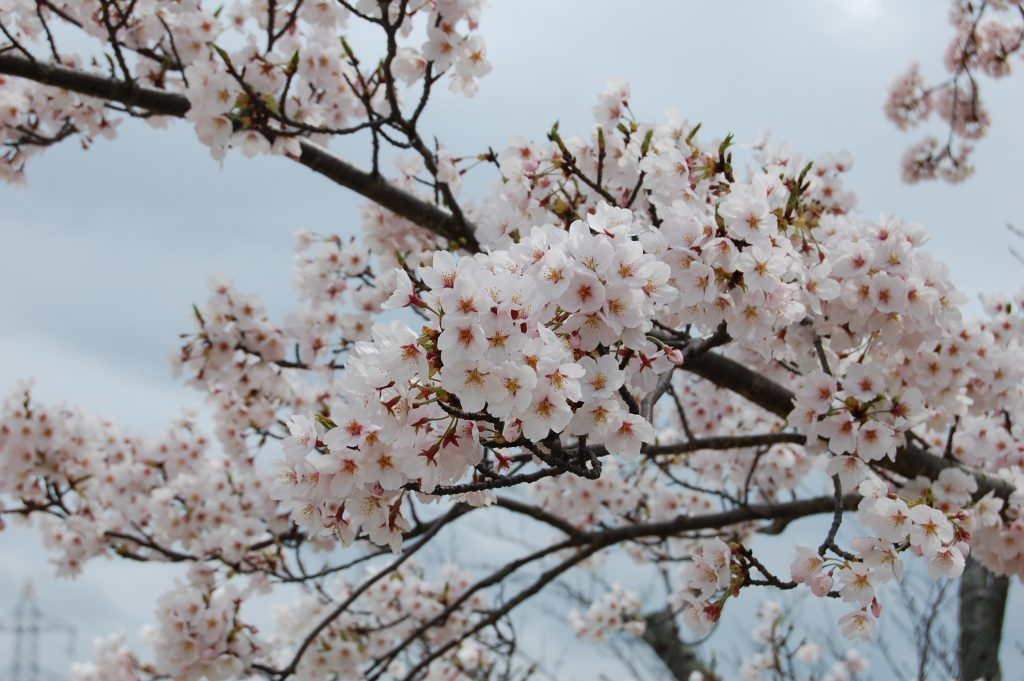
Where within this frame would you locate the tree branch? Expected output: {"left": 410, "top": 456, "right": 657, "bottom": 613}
{"left": 0, "top": 54, "right": 478, "bottom": 250}
{"left": 641, "top": 608, "right": 719, "bottom": 681}
{"left": 683, "top": 350, "right": 1017, "bottom": 502}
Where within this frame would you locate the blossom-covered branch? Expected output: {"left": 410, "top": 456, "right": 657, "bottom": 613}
{"left": 886, "top": 0, "right": 1024, "bottom": 182}
{"left": 2, "top": 2, "right": 1023, "bottom": 680}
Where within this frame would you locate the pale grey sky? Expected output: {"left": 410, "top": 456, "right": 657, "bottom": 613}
{"left": 1, "top": 1, "right": 1022, "bottom": 678}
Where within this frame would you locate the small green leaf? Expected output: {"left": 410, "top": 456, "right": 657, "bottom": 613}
{"left": 339, "top": 36, "right": 356, "bottom": 61}
{"left": 640, "top": 129, "right": 654, "bottom": 156}
{"left": 314, "top": 413, "right": 337, "bottom": 431}
{"left": 286, "top": 50, "right": 300, "bottom": 75}
{"left": 718, "top": 133, "right": 734, "bottom": 158}
{"left": 212, "top": 44, "right": 232, "bottom": 66}
{"left": 686, "top": 122, "right": 702, "bottom": 144}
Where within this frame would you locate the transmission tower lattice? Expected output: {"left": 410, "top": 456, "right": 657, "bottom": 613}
{"left": 0, "top": 581, "right": 75, "bottom": 681}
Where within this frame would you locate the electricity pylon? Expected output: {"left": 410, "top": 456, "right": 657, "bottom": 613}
{"left": 0, "top": 581, "right": 75, "bottom": 681}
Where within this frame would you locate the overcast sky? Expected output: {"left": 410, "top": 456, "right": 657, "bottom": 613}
{"left": 1, "top": 1, "right": 1022, "bottom": 678}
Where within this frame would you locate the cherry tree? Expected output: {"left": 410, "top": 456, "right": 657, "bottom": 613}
{"left": 1, "top": 1, "right": 1022, "bottom": 680}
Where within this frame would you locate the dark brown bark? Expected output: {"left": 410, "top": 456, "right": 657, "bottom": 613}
{"left": 642, "top": 608, "right": 719, "bottom": 681}
{"left": 0, "top": 54, "right": 191, "bottom": 114}
{"left": 959, "top": 556, "right": 1009, "bottom": 681}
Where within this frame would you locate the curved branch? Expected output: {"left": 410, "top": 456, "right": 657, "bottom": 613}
{"left": 0, "top": 54, "right": 478, "bottom": 250}
{"left": 683, "top": 350, "right": 1017, "bottom": 501}
{"left": 274, "top": 503, "right": 470, "bottom": 677}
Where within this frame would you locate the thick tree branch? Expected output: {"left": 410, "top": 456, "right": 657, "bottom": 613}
{"left": 683, "top": 350, "right": 1017, "bottom": 502}
{"left": 0, "top": 54, "right": 478, "bottom": 250}
{"left": 641, "top": 608, "right": 719, "bottom": 681}
{"left": 646, "top": 432, "right": 806, "bottom": 456}
{"left": 0, "top": 53, "right": 189, "bottom": 113}
{"left": 585, "top": 492, "right": 860, "bottom": 544}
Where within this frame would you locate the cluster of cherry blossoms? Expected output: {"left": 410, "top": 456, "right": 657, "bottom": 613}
{"left": 71, "top": 632, "right": 144, "bottom": 681}
{"left": 270, "top": 208, "right": 693, "bottom": 548}
{"left": 0, "top": 383, "right": 285, "bottom": 576}
{"left": 147, "top": 566, "right": 262, "bottom": 681}
{"left": 474, "top": 85, "right": 868, "bottom": 364}
{"left": 173, "top": 228, "right": 399, "bottom": 460}
{"left": 0, "top": 373, "right": 523, "bottom": 677}
{"left": 0, "top": 64, "right": 118, "bottom": 184}
{"left": 261, "top": 81, "right": 907, "bottom": 554}
{"left": 739, "top": 601, "right": 870, "bottom": 681}
{"left": 885, "top": 0, "right": 1024, "bottom": 182}
{"left": 781, "top": 464, "right": 1011, "bottom": 642}
{"left": 0, "top": 0, "right": 491, "bottom": 178}
{"left": 179, "top": 0, "right": 488, "bottom": 161}
{"left": 569, "top": 583, "right": 646, "bottom": 642}
{"left": 670, "top": 537, "right": 737, "bottom": 634}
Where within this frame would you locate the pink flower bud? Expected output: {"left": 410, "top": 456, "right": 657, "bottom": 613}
{"left": 810, "top": 571, "right": 833, "bottom": 597}
{"left": 502, "top": 419, "right": 522, "bottom": 442}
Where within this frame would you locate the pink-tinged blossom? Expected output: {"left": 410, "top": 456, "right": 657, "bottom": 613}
{"left": 817, "top": 413, "right": 858, "bottom": 455}
{"left": 795, "top": 371, "right": 838, "bottom": 414}
{"left": 856, "top": 421, "right": 897, "bottom": 462}
{"left": 440, "top": 359, "right": 495, "bottom": 413}
{"left": 837, "top": 564, "right": 878, "bottom": 606}
{"left": 790, "top": 546, "right": 825, "bottom": 583}
{"left": 927, "top": 543, "right": 967, "bottom": 579}
{"left": 382, "top": 269, "right": 419, "bottom": 310}
{"left": 843, "top": 363, "right": 884, "bottom": 401}
{"left": 578, "top": 355, "right": 625, "bottom": 401}
{"left": 861, "top": 496, "right": 913, "bottom": 543}
{"left": 826, "top": 455, "right": 868, "bottom": 492}
{"left": 838, "top": 610, "right": 875, "bottom": 641}
{"left": 605, "top": 414, "right": 656, "bottom": 459}
{"left": 682, "top": 538, "right": 733, "bottom": 601}
{"left": 809, "top": 571, "right": 835, "bottom": 598}
{"left": 973, "top": 491, "right": 1004, "bottom": 528}
{"left": 521, "top": 392, "right": 573, "bottom": 442}
{"left": 282, "top": 415, "right": 320, "bottom": 460}
{"left": 908, "top": 505, "right": 955, "bottom": 557}
{"left": 588, "top": 203, "right": 637, "bottom": 238}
